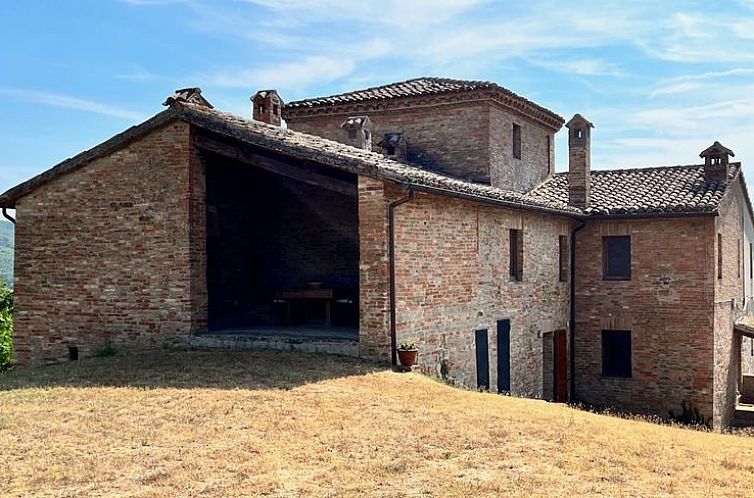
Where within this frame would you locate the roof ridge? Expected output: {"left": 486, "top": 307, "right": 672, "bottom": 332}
{"left": 552, "top": 163, "right": 743, "bottom": 176}
{"left": 284, "top": 76, "right": 493, "bottom": 107}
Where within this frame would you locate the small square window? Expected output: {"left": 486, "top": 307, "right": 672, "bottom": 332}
{"left": 602, "top": 330, "right": 631, "bottom": 377}
{"left": 512, "top": 123, "right": 522, "bottom": 160}
{"left": 603, "top": 236, "right": 631, "bottom": 280}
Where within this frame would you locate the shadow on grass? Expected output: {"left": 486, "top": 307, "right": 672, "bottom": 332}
{"left": 0, "top": 349, "right": 391, "bottom": 391}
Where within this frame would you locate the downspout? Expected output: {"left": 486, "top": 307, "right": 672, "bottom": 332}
{"left": 2, "top": 208, "right": 15, "bottom": 225}
{"left": 388, "top": 188, "right": 415, "bottom": 365}
{"left": 569, "top": 219, "right": 586, "bottom": 402}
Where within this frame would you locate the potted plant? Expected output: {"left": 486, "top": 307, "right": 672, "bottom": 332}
{"left": 397, "top": 342, "right": 418, "bottom": 368}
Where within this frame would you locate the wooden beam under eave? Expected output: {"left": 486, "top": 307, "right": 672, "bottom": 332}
{"left": 193, "top": 134, "right": 358, "bottom": 197}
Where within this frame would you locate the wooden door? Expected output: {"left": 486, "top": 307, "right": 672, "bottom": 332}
{"left": 497, "top": 320, "right": 511, "bottom": 393}
{"left": 475, "top": 329, "right": 489, "bottom": 389}
{"left": 554, "top": 329, "right": 568, "bottom": 402}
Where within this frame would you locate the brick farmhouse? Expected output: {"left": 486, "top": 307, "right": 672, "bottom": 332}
{"left": 2, "top": 78, "right": 754, "bottom": 430}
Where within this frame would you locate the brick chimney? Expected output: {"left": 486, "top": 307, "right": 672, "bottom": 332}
{"left": 251, "top": 90, "right": 283, "bottom": 126}
{"left": 700, "top": 141, "right": 735, "bottom": 183}
{"left": 340, "top": 116, "right": 372, "bottom": 150}
{"left": 565, "top": 114, "right": 594, "bottom": 208}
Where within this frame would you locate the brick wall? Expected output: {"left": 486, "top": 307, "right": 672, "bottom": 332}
{"left": 357, "top": 176, "right": 402, "bottom": 360}
{"left": 287, "top": 103, "right": 493, "bottom": 183}
{"left": 13, "top": 121, "right": 196, "bottom": 365}
{"left": 489, "top": 104, "right": 555, "bottom": 192}
{"left": 573, "top": 217, "right": 716, "bottom": 423}
{"left": 390, "top": 190, "right": 572, "bottom": 395}
{"left": 714, "top": 179, "right": 748, "bottom": 428}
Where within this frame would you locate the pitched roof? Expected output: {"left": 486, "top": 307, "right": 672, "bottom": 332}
{"left": 525, "top": 164, "right": 741, "bottom": 216}
{"left": 2, "top": 96, "right": 741, "bottom": 219}
{"left": 0, "top": 102, "right": 576, "bottom": 216}
{"left": 283, "top": 77, "right": 564, "bottom": 128}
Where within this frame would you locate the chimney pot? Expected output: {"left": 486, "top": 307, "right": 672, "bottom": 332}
{"left": 700, "top": 141, "right": 735, "bottom": 183}
{"left": 565, "top": 113, "right": 594, "bottom": 208}
{"left": 251, "top": 89, "right": 283, "bottom": 126}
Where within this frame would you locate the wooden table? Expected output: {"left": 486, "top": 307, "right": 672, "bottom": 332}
{"left": 276, "top": 288, "right": 334, "bottom": 326}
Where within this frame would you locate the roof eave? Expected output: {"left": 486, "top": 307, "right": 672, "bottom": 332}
{"left": 406, "top": 183, "right": 583, "bottom": 219}
{"left": 284, "top": 87, "right": 564, "bottom": 130}
{"left": 0, "top": 108, "right": 180, "bottom": 208}
{"left": 585, "top": 210, "right": 719, "bottom": 220}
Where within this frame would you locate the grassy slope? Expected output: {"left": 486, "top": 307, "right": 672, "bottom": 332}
{"left": 1, "top": 351, "right": 754, "bottom": 497}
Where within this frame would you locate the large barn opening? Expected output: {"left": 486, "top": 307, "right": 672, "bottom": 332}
{"left": 201, "top": 137, "right": 359, "bottom": 342}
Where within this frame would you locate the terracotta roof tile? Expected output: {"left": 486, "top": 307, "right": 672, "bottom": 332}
{"left": 283, "top": 77, "right": 563, "bottom": 126}
{"left": 525, "top": 165, "right": 739, "bottom": 216}
{"left": 0, "top": 102, "right": 575, "bottom": 216}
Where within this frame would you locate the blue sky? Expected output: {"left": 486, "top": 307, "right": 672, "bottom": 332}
{"left": 3, "top": 0, "right": 754, "bottom": 196}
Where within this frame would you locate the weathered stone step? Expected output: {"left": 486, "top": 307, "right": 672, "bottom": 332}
{"left": 189, "top": 333, "right": 359, "bottom": 357}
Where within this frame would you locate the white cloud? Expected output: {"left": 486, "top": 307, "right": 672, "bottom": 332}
{"left": 530, "top": 58, "right": 624, "bottom": 77}
{"left": 0, "top": 87, "right": 145, "bottom": 121}
{"left": 650, "top": 82, "right": 700, "bottom": 98}
{"left": 239, "top": 0, "right": 486, "bottom": 29}
{"left": 202, "top": 56, "right": 358, "bottom": 91}
{"left": 116, "top": 67, "right": 164, "bottom": 83}
{"left": 640, "top": 11, "right": 754, "bottom": 63}
{"left": 650, "top": 69, "right": 754, "bottom": 97}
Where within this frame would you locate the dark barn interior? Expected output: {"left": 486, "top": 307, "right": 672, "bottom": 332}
{"left": 202, "top": 141, "right": 359, "bottom": 339}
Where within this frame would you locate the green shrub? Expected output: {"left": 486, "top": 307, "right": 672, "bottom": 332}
{"left": 0, "top": 282, "right": 12, "bottom": 371}
{"left": 93, "top": 343, "right": 118, "bottom": 358}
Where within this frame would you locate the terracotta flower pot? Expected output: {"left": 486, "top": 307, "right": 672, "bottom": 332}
{"left": 397, "top": 349, "right": 418, "bottom": 368}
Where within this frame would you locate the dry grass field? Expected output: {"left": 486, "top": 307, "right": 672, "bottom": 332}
{"left": 1, "top": 350, "right": 754, "bottom": 497}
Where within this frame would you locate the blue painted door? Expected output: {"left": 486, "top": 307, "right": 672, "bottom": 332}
{"left": 475, "top": 329, "right": 489, "bottom": 389}
{"left": 497, "top": 319, "right": 511, "bottom": 392}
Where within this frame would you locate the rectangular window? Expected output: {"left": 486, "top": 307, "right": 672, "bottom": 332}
{"left": 559, "top": 235, "right": 568, "bottom": 282}
{"left": 602, "top": 330, "right": 631, "bottom": 378}
{"left": 602, "top": 236, "right": 631, "bottom": 280}
{"left": 509, "top": 229, "right": 523, "bottom": 281}
{"left": 718, "top": 233, "right": 723, "bottom": 280}
{"left": 512, "top": 123, "right": 522, "bottom": 159}
{"left": 749, "top": 243, "right": 752, "bottom": 279}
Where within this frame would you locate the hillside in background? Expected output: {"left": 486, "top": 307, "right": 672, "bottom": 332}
{"left": 0, "top": 220, "right": 13, "bottom": 287}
